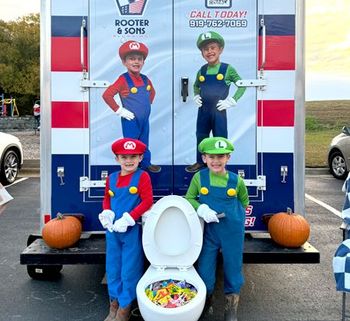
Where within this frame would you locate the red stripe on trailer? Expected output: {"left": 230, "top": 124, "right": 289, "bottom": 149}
{"left": 257, "top": 100, "right": 294, "bottom": 126}
{"left": 258, "top": 36, "right": 295, "bottom": 70}
{"left": 52, "top": 102, "right": 89, "bottom": 128}
{"left": 51, "top": 37, "right": 88, "bottom": 71}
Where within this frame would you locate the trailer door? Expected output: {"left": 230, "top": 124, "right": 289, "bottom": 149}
{"left": 87, "top": 0, "right": 173, "bottom": 198}
{"left": 86, "top": 0, "right": 263, "bottom": 200}
{"left": 173, "top": 0, "right": 261, "bottom": 196}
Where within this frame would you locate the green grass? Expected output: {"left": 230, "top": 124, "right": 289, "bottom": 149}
{"left": 305, "top": 100, "right": 350, "bottom": 167}
{"left": 305, "top": 129, "right": 340, "bottom": 167}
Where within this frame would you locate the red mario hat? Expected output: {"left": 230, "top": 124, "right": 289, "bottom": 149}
{"left": 119, "top": 40, "right": 149, "bottom": 60}
{"left": 111, "top": 138, "right": 146, "bottom": 155}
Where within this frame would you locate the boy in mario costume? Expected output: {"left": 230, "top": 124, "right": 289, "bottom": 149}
{"left": 185, "top": 137, "right": 249, "bottom": 321}
{"left": 98, "top": 138, "right": 153, "bottom": 321}
{"left": 186, "top": 31, "right": 246, "bottom": 173}
{"left": 103, "top": 40, "right": 161, "bottom": 173}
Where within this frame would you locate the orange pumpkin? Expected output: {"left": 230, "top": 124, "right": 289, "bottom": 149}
{"left": 42, "top": 213, "right": 82, "bottom": 249}
{"left": 268, "top": 208, "right": 310, "bottom": 248}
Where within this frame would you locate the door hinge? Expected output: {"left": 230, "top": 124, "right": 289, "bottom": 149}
{"left": 243, "top": 176, "right": 266, "bottom": 190}
{"left": 80, "top": 79, "right": 110, "bottom": 90}
{"left": 236, "top": 78, "right": 267, "bottom": 90}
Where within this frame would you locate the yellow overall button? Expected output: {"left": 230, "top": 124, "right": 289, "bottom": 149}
{"left": 200, "top": 187, "right": 209, "bottom": 195}
{"left": 129, "top": 186, "right": 138, "bottom": 194}
{"left": 216, "top": 73, "right": 224, "bottom": 81}
{"left": 130, "top": 87, "right": 138, "bottom": 94}
{"left": 227, "top": 188, "right": 237, "bottom": 197}
{"left": 108, "top": 190, "right": 115, "bottom": 197}
{"left": 146, "top": 85, "right": 151, "bottom": 91}
{"left": 199, "top": 75, "right": 205, "bottom": 82}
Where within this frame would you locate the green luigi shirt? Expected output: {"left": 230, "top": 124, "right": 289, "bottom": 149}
{"left": 185, "top": 170, "right": 249, "bottom": 210}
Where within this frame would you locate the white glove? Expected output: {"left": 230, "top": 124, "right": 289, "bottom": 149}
{"left": 98, "top": 209, "right": 115, "bottom": 232}
{"left": 197, "top": 204, "right": 219, "bottom": 223}
{"left": 113, "top": 212, "right": 136, "bottom": 233}
{"left": 116, "top": 107, "right": 135, "bottom": 121}
{"left": 216, "top": 97, "right": 237, "bottom": 111}
{"left": 193, "top": 94, "right": 202, "bottom": 108}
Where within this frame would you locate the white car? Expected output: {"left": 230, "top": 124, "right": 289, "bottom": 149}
{"left": 0, "top": 132, "right": 23, "bottom": 185}
{"left": 328, "top": 126, "right": 350, "bottom": 179}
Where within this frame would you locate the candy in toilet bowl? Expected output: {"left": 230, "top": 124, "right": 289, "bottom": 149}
{"left": 145, "top": 279, "right": 197, "bottom": 308}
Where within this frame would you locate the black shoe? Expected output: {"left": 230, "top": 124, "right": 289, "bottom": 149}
{"left": 185, "top": 162, "right": 205, "bottom": 173}
{"left": 147, "top": 164, "right": 161, "bottom": 173}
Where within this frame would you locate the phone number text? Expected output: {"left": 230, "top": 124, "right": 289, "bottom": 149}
{"left": 189, "top": 19, "right": 247, "bottom": 28}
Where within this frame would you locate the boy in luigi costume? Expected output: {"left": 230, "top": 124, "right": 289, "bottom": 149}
{"left": 103, "top": 40, "right": 161, "bottom": 173}
{"left": 98, "top": 138, "right": 153, "bottom": 321}
{"left": 186, "top": 31, "right": 246, "bottom": 173}
{"left": 185, "top": 137, "right": 249, "bottom": 321}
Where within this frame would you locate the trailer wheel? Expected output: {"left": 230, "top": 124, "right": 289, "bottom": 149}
{"left": 27, "top": 265, "right": 63, "bottom": 280}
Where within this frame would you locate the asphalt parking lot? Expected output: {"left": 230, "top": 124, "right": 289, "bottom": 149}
{"left": 0, "top": 174, "right": 347, "bottom": 321}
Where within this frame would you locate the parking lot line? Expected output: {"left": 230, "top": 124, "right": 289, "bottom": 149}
{"left": 305, "top": 193, "right": 342, "bottom": 218}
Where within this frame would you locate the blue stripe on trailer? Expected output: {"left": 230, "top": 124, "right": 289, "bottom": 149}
{"left": 51, "top": 155, "right": 103, "bottom": 231}
{"left": 259, "top": 14, "right": 295, "bottom": 36}
{"left": 51, "top": 16, "right": 87, "bottom": 37}
{"left": 51, "top": 15, "right": 294, "bottom": 38}
{"left": 88, "top": 165, "right": 174, "bottom": 198}
{"left": 247, "top": 152, "right": 294, "bottom": 230}
{"left": 52, "top": 152, "right": 294, "bottom": 232}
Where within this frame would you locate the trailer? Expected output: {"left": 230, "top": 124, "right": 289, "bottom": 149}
{"left": 21, "top": 0, "right": 319, "bottom": 279}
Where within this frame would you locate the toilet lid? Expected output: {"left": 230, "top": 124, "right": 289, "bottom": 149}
{"left": 142, "top": 195, "right": 203, "bottom": 268}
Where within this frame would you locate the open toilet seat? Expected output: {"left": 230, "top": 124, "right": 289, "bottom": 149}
{"left": 136, "top": 195, "right": 206, "bottom": 321}
{"left": 142, "top": 195, "right": 203, "bottom": 269}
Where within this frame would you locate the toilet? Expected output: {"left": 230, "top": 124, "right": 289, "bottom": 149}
{"left": 136, "top": 195, "right": 206, "bottom": 321}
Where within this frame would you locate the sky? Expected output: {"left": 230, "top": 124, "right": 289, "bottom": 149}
{"left": 1, "top": 0, "right": 40, "bottom": 21}
{"left": 0, "top": 0, "right": 349, "bottom": 101}
{"left": 305, "top": 0, "right": 350, "bottom": 101}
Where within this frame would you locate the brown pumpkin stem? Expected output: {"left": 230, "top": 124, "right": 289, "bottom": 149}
{"left": 287, "top": 207, "right": 293, "bottom": 215}
{"left": 56, "top": 212, "right": 64, "bottom": 220}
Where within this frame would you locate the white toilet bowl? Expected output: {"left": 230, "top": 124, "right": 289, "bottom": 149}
{"left": 136, "top": 195, "right": 206, "bottom": 321}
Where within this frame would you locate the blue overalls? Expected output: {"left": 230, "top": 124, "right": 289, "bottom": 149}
{"left": 196, "top": 63, "right": 229, "bottom": 163}
{"left": 197, "top": 169, "right": 245, "bottom": 295}
{"left": 105, "top": 169, "right": 144, "bottom": 308}
{"left": 120, "top": 72, "right": 152, "bottom": 168}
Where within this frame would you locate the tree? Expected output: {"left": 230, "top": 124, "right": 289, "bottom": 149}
{"left": 0, "top": 14, "right": 39, "bottom": 115}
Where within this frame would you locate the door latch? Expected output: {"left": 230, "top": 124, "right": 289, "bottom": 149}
{"left": 57, "top": 167, "right": 65, "bottom": 186}
{"left": 181, "top": 77, "right": 189, "bottom": 102}
{"left": 281, "top": 166, "right": 288, "bottom": 183}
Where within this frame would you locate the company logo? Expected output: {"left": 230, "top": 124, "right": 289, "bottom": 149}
{"left": 115, "top": 0, "right": 148, "bottom": 16}
{"left": 205, "top": 0, "right": 232, "bottom": 9}
{"left": 124, "top": 141, "right": 136, "bottom": 150}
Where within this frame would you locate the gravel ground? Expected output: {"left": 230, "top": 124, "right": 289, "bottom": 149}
{"left": 9, "top": 130, "right": 40, "bottom": 160}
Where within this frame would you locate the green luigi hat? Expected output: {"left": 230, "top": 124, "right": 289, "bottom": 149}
{"left": 197, "top": 31, "right": 225, "bottom": 49}
{"left": 198, "top": 137, "right": 234, "bottom": 154}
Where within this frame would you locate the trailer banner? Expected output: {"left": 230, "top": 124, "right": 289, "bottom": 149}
{"left": 89, "top": 0, "right": 257, "bottom": 167}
